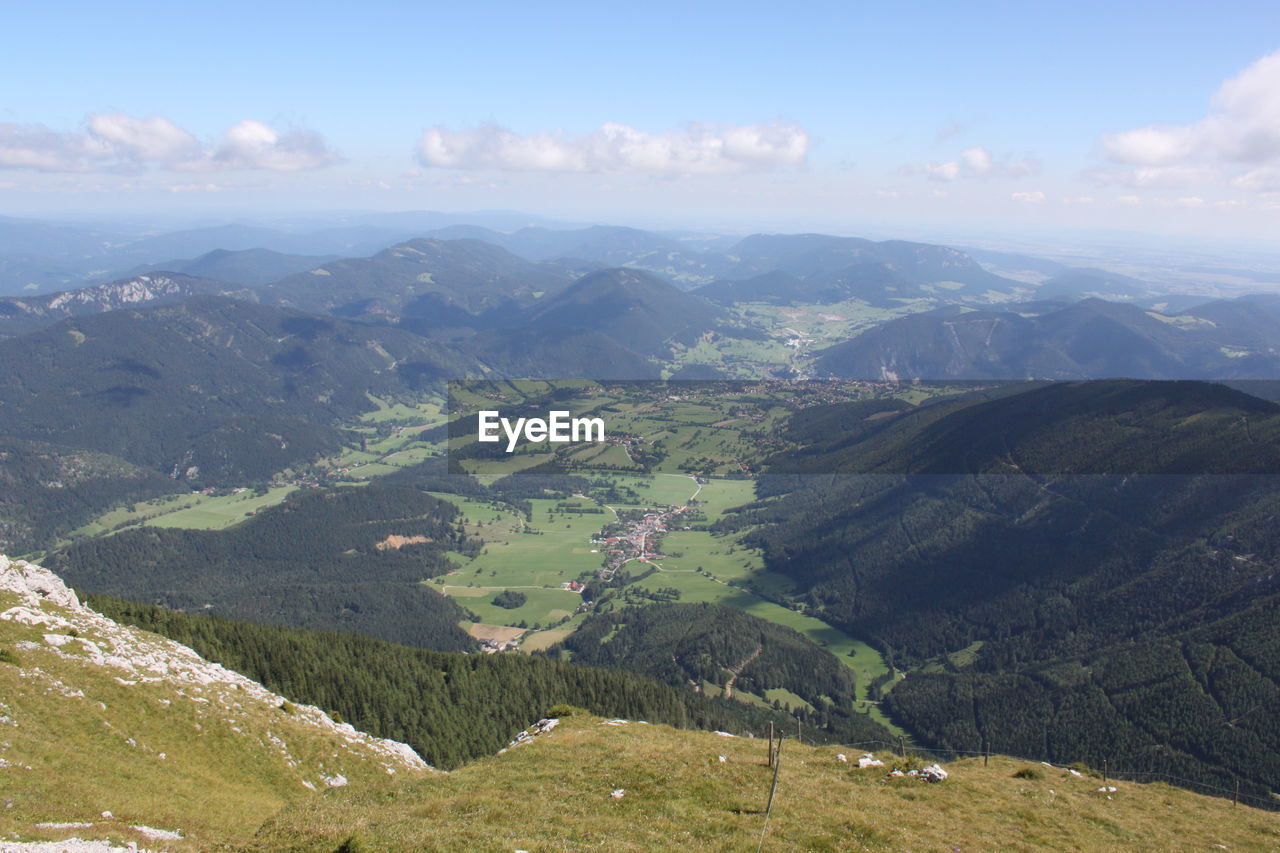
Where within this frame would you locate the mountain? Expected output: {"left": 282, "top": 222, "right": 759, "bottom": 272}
{"left": 0, "top": 296, "right": 475, "bottom": 485}
{"left": 0, "top": 437, "right": 183, "bottom": 556}
{"left": 263, "top": 237, "right": 574, "bottom": 327}
{"left": 721, "top": 234, "right": 1024, "bottom": 299}
{"left": 726, "top": 380, "right": 1280, "bottom": 797}
{"left": 112, "top": 223, "right": 410, "bottom": 262}
{"left": 815, "top": 298, "right": 1280, "bottom": 380}
{"left": 475, "top": 225, "right": 726, "bottom": 285}
{"left": 556, "top": 602, "right": 890, "bottom": 741}
{"left": 464, "top": 268, "right": 729, "bottom": 378}
{"left": 697, "top": 262, "right": 933, "bottom": 308}
{"left": 99, "top": 247, "right": 339, "bottom": 288}
{"left": 47, "top": 485, "right": 479, "bottom": 650}
{"left": 0, "top": 272, "right": 255, "bottom": 338}
{"left": 522, "top": 268, "right": 726, "bottom": 358}
{"left": 0, "top": 555, "right": 431, "bottom": 849}
{"left": 1037, "top": 267, "right": 1158, "bottom": 302}
{"left": 0, "top": 215, "right": 130, "bottom": 259}
{"left": 1185, "top": 293, "right": 1280, "bottom": 351}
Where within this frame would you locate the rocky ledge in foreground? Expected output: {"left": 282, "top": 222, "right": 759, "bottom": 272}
{"left": 0, "top": 554, "right": 430, "bottom": 851}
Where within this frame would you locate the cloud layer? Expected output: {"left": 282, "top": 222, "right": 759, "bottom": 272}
{"left": 908, "top": 146, "right": 1039, "bottom": 182}
{"left": 0, "top": 114, "right": 339, "bottom": 173}
{"left": 1101, "top": 50, "right": 1280, "bottom": 191}
{"left": 417, "top": 121, "right": 809, "bottom": 175}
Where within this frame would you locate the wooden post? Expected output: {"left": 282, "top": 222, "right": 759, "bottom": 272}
{"left": 1234, "top": 780, "right": 1240, "bottom": 807}
{"left": 796, "top": 716, "right": 801, "bottom": 745}
{"left": 757, "top": 737, "right": 783, "bottom": 853}
{"left": 767, "top": 722, "right": 774, "bottom": 768}
{"left": 1102, "top": 758, "right": 1107, "bottom": 783}
{"left": 983, "top": 740, "right": 989, "bottom": 767}
{"left": 898, "top": 735, "right": 906, "bottom": 757}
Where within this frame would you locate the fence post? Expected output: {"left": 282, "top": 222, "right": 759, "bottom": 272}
{"left": 983, "top": 740, "right": 989, "bottom": 767}
{"left": 898, "top": 735, "right": 906, "bottom": 757}
{"left": 1102, "top": 758, "right": 1107, "bottom": 783}
{"left": 1234, "top": 780, "right": 1239, "bottom": 807}
{"left": 767, "top": 722, "right": 774, "bottom": 768}
{"left": 757, "top": 737, "right": 784, "bottom": 853}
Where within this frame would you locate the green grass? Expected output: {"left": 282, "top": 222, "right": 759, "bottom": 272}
{"left": 428, "top": 496, "right": 605, "bottom": 626}
{"left": 145, "top": 487, "right": 299, "bottom": 530}
{"left": 253, "top": 714, "right": 1280, "bottom": 852}
{"left": 0, "top": 591, "right": 428, "bottom": 851}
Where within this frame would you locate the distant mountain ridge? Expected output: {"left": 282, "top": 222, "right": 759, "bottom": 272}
{"left": 816, "top": 297, "right": 1280, "bottom": 380}
{"left": 97, "top": 247, "right": 338, "bottom": 288}
{"left": 0, "top": 273, "right": 254, "bottom": 338}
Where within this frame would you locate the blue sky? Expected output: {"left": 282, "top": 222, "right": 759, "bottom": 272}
{"left": 5, "top": 1, "right": 1280, "bottom": 242}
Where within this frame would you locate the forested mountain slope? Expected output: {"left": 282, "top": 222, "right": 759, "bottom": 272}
{"left": 724, "top": 380, "right": 1280, "bottom": 798}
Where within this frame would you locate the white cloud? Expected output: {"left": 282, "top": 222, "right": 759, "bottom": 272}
{"left": 914, "top": 145, "right": 1039, "bottom": 182}
{"left": 1100, "top": 50, "right": 1280, "bottom": 190}
{"left": 0, "top": 114, "right": 338, "bottom": 173}
{"left": 1118, "top": 194, "right": 1144, "bottom": 206}
{"left": 1011, "top": 190, "right": 1046, "bottom": 204}
{"left": 416, "top": 121, "right": 809, "bottom": 175}
{"left": 87, "top": 114, "right": 199, "bottom": 163}
{"left": 207, "top": 120, "right": 339, "bottom": 171}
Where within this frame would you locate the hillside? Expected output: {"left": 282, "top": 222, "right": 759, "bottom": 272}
{"left": 0, "top": 437, "right": 183, "bottom": 556}
{"left": 0, "top": 273, "right": 255, "bottom": 338}
{"left": 263, "top": 237, "right": 573, "bottom": 327}
{"left": 4, "top": 562, "right": 1279, "bottom": 851}
{"left": 522, "top": 267, "right": 726, "bottom": 358}
{"left": 255, "top": 711, "right": 1280, "bottom": 852}
{"left": 441, "top": 224, "right": 726, "bottom": 285}
{"left": 815, "top": 298, "right": 1280, "bottom": 380}
{"left": 46, "top": 486, "right": 479, "bottom": 650}
{"left": 720, "top": 233, "right": 1023, "bottom": 300}
{"left": 102, "top": 247, "right": 338, "bottom": 288}
{"left": 0, "top": 555, "right": 430, "bottom": 850}
{"left": 728, "top": 380, "right": 1280, "bottom": 798}
{"left": 0, "top": 296, "right": 475, "bottom": 485}
{"left": 554, "top": 602, "right": 889, "bottom": 741}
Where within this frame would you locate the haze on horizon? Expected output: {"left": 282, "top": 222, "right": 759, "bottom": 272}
{"left": 4, "top": 1, "right": 1280, "bottom": 248}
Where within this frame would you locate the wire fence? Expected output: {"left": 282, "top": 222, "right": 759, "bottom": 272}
{"left": 814, "top": 739, "right": 1280, "bottom": 812}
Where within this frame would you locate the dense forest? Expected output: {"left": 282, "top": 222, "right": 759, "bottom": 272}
{"left": 0, "top": 437, "right": 182, "bottom": 555}
{"left": 716, "top": 380, "right": 1280, "bottom": 796}
{"left": 555, "top": 603, "right": 890, "bottom": 743}
{"left": 48, "top": 485, "right": 478, "bottom": 650}
{"left": 89, "top": 595, "right": 815, "bottom": 770}
{"left": 0, "top": 296, "right": 473, "bottom": 485}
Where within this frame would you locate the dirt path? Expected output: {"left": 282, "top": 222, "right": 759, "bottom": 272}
{"left": 723, "top": 642, "right": 763, "bottom": 699}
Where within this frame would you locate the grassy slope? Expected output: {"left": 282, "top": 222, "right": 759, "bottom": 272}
{"left": 255, "top": 714, "right": 1280, "bottom": 852}
{"left": 0, "top": 591, "right": 427, "bottom": 851}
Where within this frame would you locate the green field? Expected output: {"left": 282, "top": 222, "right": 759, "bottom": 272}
{"left": 62, "top": 486, "right": 299, "bottom": 542}
{"left": 146, "top": 487, "right": 299, "bottom": 530}
{"left": 428, "top": 494, "right": 609, "bottom": 627}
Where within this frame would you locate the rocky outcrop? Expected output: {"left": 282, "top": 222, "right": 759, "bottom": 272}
{"left": 0, "top": 554, "right": 430, "bottom": 775}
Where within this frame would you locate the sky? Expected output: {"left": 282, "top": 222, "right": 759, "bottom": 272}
{"left": 4, "top": 1, "right": 1280, "bottom": 244}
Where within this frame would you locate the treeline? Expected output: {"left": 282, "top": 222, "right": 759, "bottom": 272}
{"left": 554, "top": 603, "right": 890, "bottom": 743}
{"left": 48, "top": 485, "right": 477, "bottom": 650}
{"left": 89, "top": 595, "right": 812, "bottom": 770}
